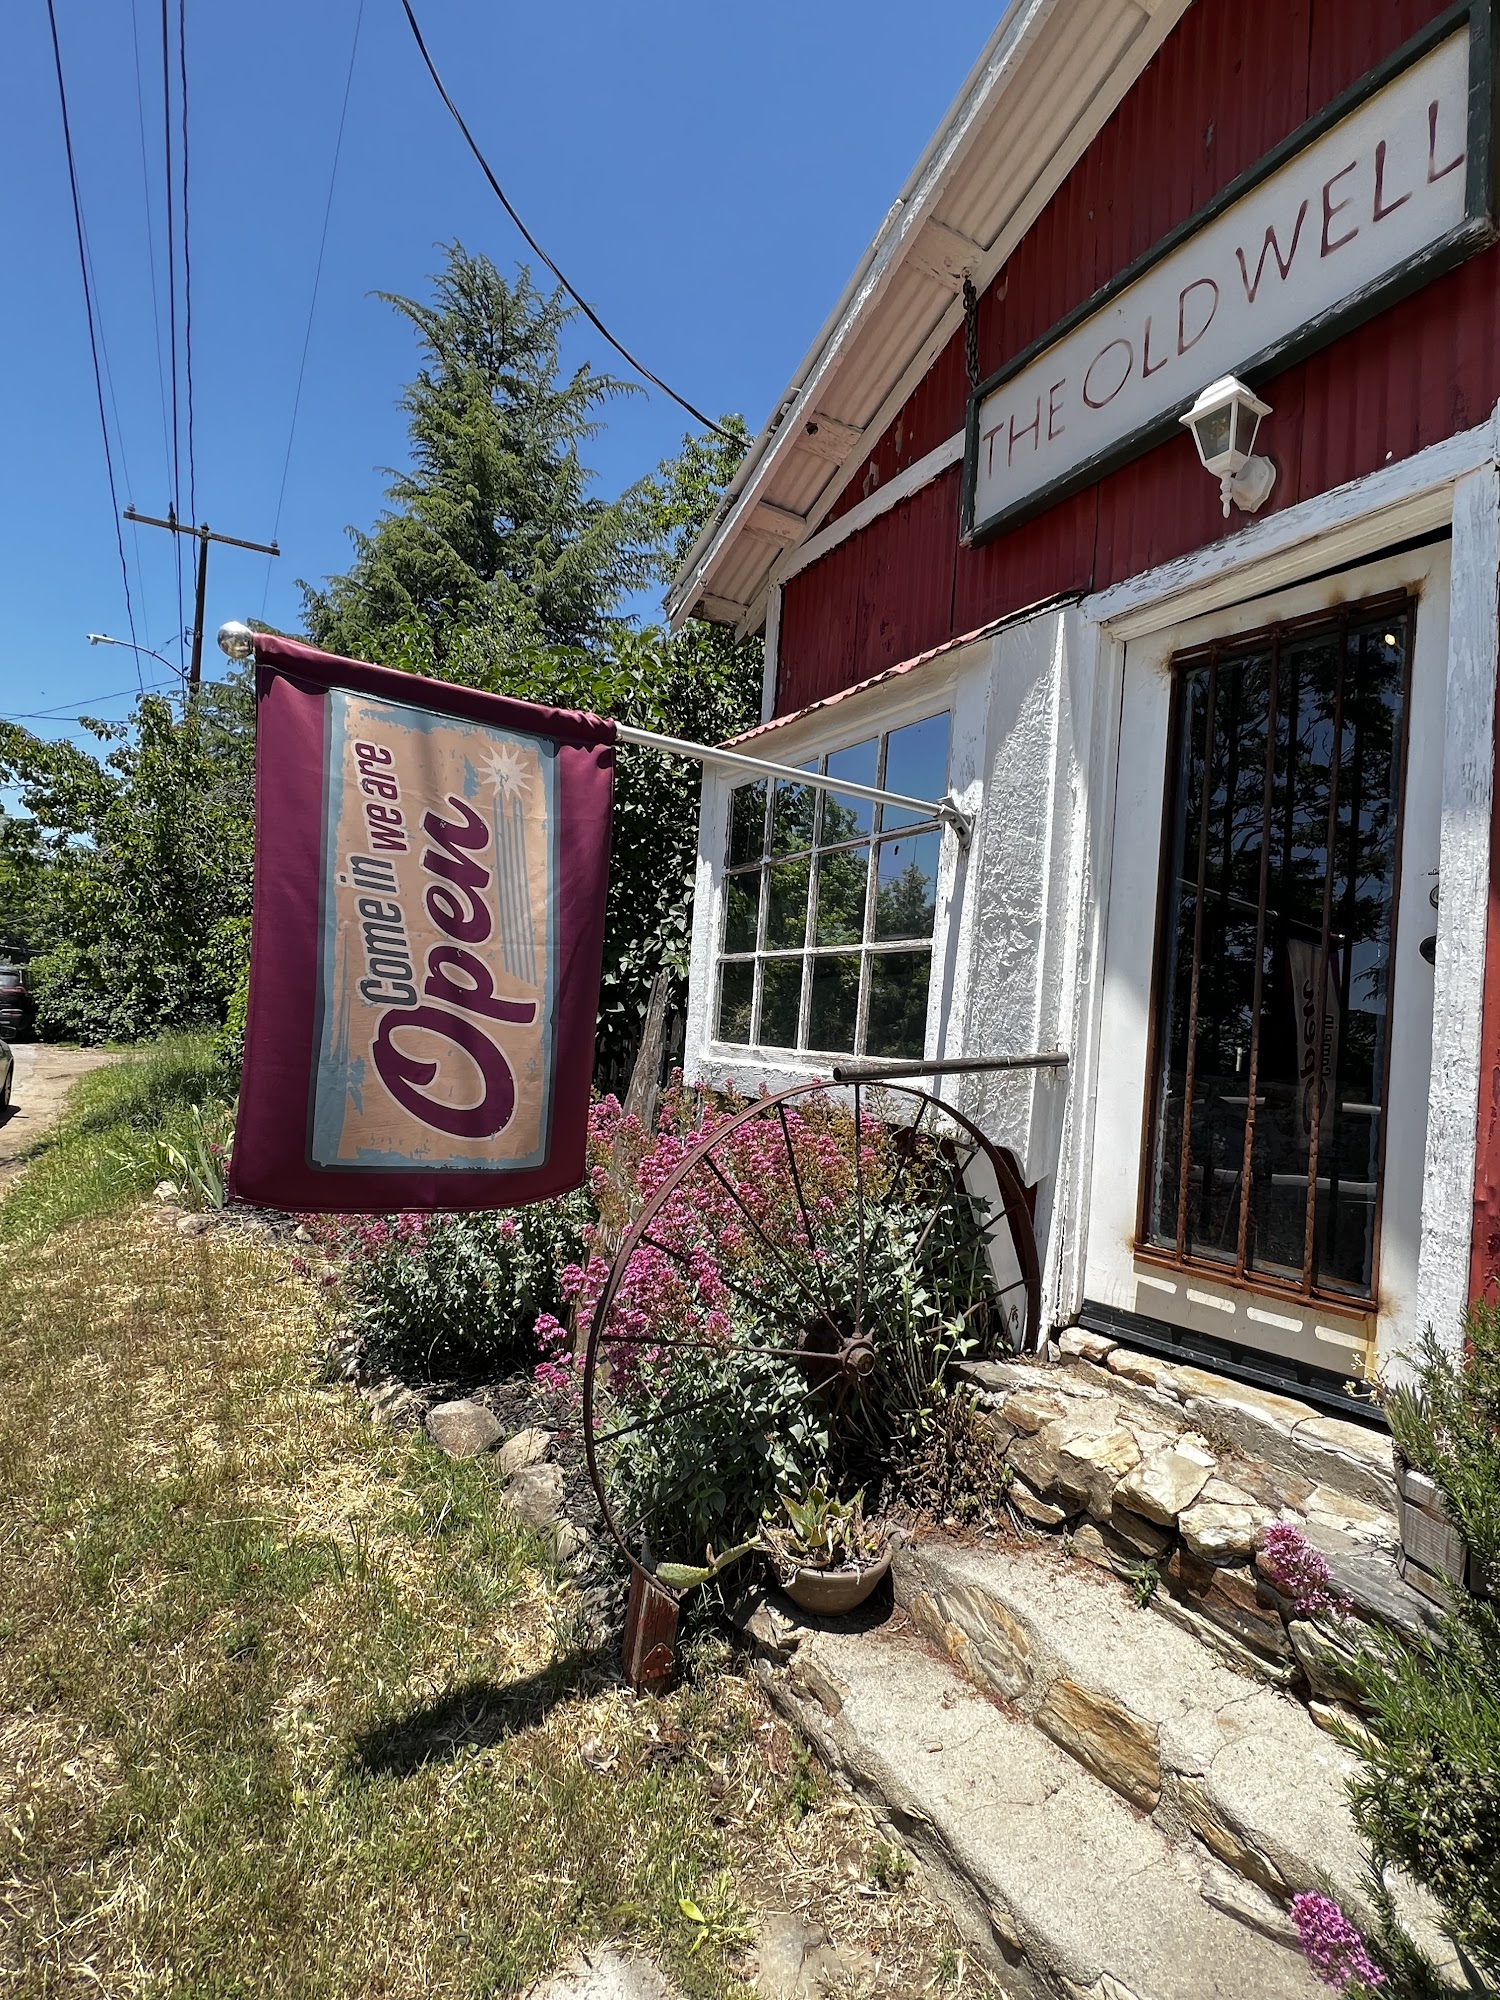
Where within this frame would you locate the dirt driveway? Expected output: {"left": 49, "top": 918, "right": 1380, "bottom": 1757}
{"left": 0, "top": 1045, "right": 123, "bottom": 1192}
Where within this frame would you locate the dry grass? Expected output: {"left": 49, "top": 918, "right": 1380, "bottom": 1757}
{"left": 0, "top": 1206, "right": 999, "bottom": 1999}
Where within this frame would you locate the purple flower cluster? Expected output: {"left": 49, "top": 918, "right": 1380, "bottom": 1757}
{"left": 1291, "top": 1893, "right": 1386, "bottom": 1991}
{"left": 1258, "top": 1520, "right": 1349, "bottom": 1616}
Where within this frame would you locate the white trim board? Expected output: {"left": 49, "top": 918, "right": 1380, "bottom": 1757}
{"left": 1415, "top": 461, "right": 1500, "bottom": 1365}
{"left": 1090, "top": 412, "right": 1500, "bottom": 637}
{"left": 771, "top": 432, "right": 966, "bottom": 590}
{"left": 1058, "top": 411, "right": 1500, "bottom": 1372}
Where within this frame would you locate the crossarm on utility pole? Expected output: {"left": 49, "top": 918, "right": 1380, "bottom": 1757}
{"left": 122, "top": 508, "right": 280, "bottom": 691}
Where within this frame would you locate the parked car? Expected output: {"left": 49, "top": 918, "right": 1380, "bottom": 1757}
{"left": 0, "top": 1035, "right": 12, "bottom": 1112}
{"left": 0, "top": 964, "right": 34, "bottom": 1040}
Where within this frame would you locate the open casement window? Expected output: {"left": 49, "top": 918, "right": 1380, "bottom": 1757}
{"left": 715, "top": 712, "right": 951, "bottom": 1057}
{"left": 1139, "top": 593, "right": 1414, "bottom": 1307}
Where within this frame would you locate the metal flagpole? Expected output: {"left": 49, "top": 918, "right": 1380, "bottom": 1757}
{"left": 611, "top": 722, "right": 971, "bottom": 843}
{"left": 215, "top": 624, "right": 971, "bottom": 841}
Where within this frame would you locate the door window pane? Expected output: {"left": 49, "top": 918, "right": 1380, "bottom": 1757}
{"left": 760, "top": 958, "right": 802, "bottom": 1049}
{"left": 1143, "top": 601, "right": 1410, "bottom": 1304}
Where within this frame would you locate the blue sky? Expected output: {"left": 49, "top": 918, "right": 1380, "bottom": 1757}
{"left": 1, "top": 1, "right": 1002, "bottom": 757}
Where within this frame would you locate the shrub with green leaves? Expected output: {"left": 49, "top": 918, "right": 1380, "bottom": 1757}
{"left": 1341, "top": 1308, "right": 1500, "bottom": 1987}
{"left": 311, "top": 1197, "right": 588, "bottom": 1380}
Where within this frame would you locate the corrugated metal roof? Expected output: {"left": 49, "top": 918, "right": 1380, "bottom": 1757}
{"left": 667, "top": 0, "right": 1192, "bottom": 635}
{"left": 727, "top": 596, "right": 1075, "bottom": 747}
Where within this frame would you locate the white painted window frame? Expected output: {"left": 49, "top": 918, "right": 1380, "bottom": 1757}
{"left": 1052, "top": 407, "right": 1500, "bottom": 1368}
{"left": 684, "top": 638, "right": 995, "bottom": 1100}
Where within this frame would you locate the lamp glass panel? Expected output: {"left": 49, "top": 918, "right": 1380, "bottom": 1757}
{"left": 1194, "top": 404, "right": 1234, "bottom": 467}
{"left": 1233, "top": 398, "right": 1262, "bottom": 458}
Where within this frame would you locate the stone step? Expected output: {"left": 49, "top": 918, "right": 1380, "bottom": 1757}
{"left": 894, "top": 1538, "right": 1369, "bottom": 1918}
{"left": 759, "top": 1612, "right": 1327, "bottom": 2000}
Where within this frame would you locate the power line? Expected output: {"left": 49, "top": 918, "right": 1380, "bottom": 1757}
{"left": 131, "top": 0, "right": 175, "bottom": 538}
{"left": 177, "top": 0, "right": 197, "bottom": 525}
{"left": 262, "top": 0, "right": 366, "bottom": 619}
{"left": 160, "top": 0, "right": 185, "bottom": 668}
{"left": 0, "top": 681, "right": 176, "bottom": 722}
{"left": 44, "top": 0, "right": 145, "bottom": 694}
{"left": 397, "top": 0, "right": 744, "bottom": 449}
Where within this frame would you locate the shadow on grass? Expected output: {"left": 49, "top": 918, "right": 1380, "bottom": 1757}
{"left": 350, "top": 1647, "right": 616, "bottom": 1778}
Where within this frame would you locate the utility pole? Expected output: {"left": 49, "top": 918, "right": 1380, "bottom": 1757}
{"left": 123, "top": 507, "right": 280, "bottom": 690}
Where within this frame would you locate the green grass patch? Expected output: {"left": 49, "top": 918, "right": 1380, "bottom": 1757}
{"left": 0, "top": 1211, "right": 993, "bottom": 2000}
{"left": 0, "top": 1034, "right": 229, "bottom": 1244}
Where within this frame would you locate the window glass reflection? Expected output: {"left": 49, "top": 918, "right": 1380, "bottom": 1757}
{"left": 760, "top": 958, "right": 802, "bottom": 1048}
{"left": 808, "top": 954, "right": 860, "bottom": 1052}
{"left": 815, "top": 846, "right": 869, "bottom": 946}
{"left": 717, "top": 960, "right": 754, "bottom": 1043}
{"left": 765, "top": 857, "right": 812, "bottom": 950}
{"left": 728, "top": 781, "right": 767, "bottom": 868}
{"left": 866, "top": 952, "right": 931, "bottom": 1058}
{"left": 770, "top": 765, "right": 819, "bottom": 856}
{"left": 723, "top": 872, "right": 760, "bottom": 955}
{"left": 874, "top": 830, "right": 940, "bottom": 940}
{"left": 820, "top": 740, "right": 878, "bottom": 844}
{"left": 881, "top": 715, "right": 951, "bottom": 829}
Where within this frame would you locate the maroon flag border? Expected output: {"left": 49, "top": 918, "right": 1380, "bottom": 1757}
{"left": 231, "top": 633, "right": 615, "bottom": 1212}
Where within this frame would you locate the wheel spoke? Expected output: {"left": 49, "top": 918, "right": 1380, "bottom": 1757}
{"left": 617, "top": 1372, "right": 829, "bottom": 1551}
{"left": 853, "top": 1083, "right": 866, "bottom": 1341}
{"left": 595, "top": 1322, "right": 809, "bottom": 1365}
{"left": 591, "top": 1383, "right": 744, "bottom": 1451}
{"left": 776, "top": 1100, "right": 836, "bottom": 1316}
{"left": 699, "top": 1153, "right": 843, "bottom": 1339}
{"left": 635, "top": 1230, "right": 827, "bottom": 1355}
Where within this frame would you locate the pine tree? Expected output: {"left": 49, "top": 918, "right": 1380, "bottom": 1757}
{"left": 303, "top": 246, "right": 647, "bottom": 665}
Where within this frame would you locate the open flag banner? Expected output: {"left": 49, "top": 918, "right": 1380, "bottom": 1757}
{"left": 231, "top": 634, "right": 615, "bottom": 1212}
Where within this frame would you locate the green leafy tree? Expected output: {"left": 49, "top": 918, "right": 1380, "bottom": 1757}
{"left": 303, "top": 246, "right": 650, "bottom": 665}
{"left": 0, "top": 812, "right": 49, "bottom": 963}
{"left": 0, "top": 678, "right": 255, "bottom": 1044}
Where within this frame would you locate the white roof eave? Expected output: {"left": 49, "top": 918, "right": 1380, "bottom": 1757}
{"left": 667, "top": 0, "right": 1188, "bottom": 634}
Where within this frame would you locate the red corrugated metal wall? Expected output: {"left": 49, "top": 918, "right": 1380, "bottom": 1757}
{"left": 778, "top": 0, "right": 1496, "bottom": 715}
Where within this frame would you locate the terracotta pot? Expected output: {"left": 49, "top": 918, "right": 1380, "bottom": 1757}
{"left": 779, "top": 1544, "right": 892, "bottom": 1615}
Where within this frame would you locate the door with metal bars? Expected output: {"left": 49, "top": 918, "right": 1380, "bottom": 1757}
{"left": 1139, "top": 593, "right": 1413, "bottom": 1307}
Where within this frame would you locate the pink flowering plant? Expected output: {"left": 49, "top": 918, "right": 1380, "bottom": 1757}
{"left": 1257, "top": 1520, "right": 1351, "bottom": 1617}
{"left": 576, "top": 1083, "right": 1001, "bottom": 1570}
{"left": 1291, "top": 1894, "right": 1387, "bottom": 1992}
{"left": 310, "top": 1191, "right": 587, "bottom": 1380}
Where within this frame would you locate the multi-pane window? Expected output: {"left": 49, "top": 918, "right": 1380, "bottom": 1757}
{"left": 1142, "top": 595, "right": 1412, "bottom": 1304}
{"left": 716, "top": 712, "right": 951, "bottom": 1058}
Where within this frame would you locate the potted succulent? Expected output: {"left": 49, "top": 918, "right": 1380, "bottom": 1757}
{"left": 761, "top": 1477, "right": 891, "bottom": 1614}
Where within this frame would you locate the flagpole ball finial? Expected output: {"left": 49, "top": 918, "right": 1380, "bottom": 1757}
{"left": 217, "top": 620, "right": 256, "bottom": 662}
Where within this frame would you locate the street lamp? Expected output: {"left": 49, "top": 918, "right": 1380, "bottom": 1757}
{"left": 87, "top": 632, "right": 185, "bottom": 679}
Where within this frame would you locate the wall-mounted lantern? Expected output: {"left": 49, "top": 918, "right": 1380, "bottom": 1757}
{"left": 1181, "top": 376, "right": 1276, "bottom": 518}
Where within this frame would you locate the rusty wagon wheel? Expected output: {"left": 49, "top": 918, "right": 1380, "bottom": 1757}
{"left": 581, "top": 1080, "right": 1040, "bottom": 1605}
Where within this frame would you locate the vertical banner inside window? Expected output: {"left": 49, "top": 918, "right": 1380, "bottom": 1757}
{"left": 232, "top": 634, "right": 615, "bottom": 1212}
